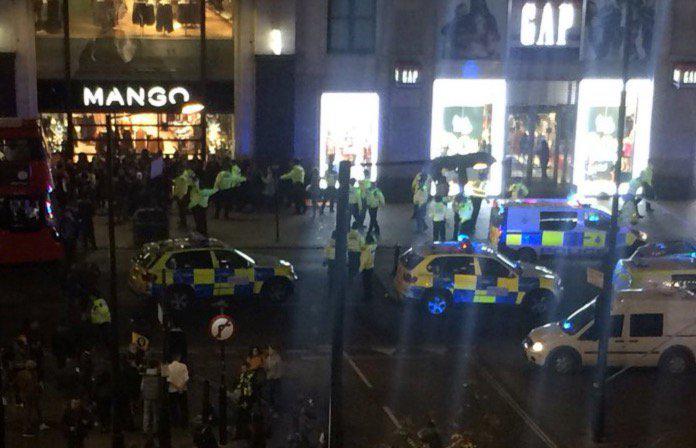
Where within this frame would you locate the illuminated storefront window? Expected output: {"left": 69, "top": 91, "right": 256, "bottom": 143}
{"left": 574, "top": 79, "right": 653, "bottom": 195}
{"left": 430, "top": 79, "right": 506, "bottom": 196}
{"left": 320, "top": 92, "right": 380, "bottom": 181}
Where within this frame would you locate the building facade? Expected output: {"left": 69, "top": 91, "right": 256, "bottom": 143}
{"left": 1, "top": 0, "right": 695, "bottom": 198}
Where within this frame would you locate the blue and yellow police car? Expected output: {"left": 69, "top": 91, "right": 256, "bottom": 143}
{"left": 394, "top": 240, "right": 562, "bottom": 316}
{"left": 128, "top": 237, "right": 297, "bottom": 310}
{"left": 489, "top": 199, "right": 646, "bottom": 262}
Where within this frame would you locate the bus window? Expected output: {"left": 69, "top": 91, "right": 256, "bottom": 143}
{"left": 0, "top": 197, "right": 43, "bottom": 232}
{"left": 0, "top": 139, "right": 45, "bottom": 162}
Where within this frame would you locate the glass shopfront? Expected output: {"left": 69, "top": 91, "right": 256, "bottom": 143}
{"left": 574, "top": 79, "right": 653, "bottom": 195}
{"left": 430, "top": 79, "right": 506, "bottom": 196}
{"left": 319, "top": 92, "right": 380, "bottom": 181}
{"left": 39, "top": 111, "right": 233, "bottom": 158}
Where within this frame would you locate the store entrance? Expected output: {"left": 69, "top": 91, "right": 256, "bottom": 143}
{"left": 505, "top": 105, "right": 576, "bottom": 188}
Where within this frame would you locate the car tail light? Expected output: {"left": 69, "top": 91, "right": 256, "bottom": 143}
{"left": 403, "top": 273, "right": 418, "bottom": 283}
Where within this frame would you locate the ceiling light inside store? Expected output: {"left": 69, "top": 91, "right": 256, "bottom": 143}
{"left": 181, "top": 101, "right": 205, "bottom": 115}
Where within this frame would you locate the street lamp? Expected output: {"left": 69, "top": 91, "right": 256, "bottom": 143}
{"left": 181, "top": 101, "right": 205, "bottom": 115}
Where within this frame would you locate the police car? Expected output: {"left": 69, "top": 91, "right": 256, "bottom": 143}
{"left": 614, "top": 251, "right": 696, "bottom": 293}
{"left": 489, "top": 199, "right": 646, "bottom": 262}
{"left": 394, "top": 240, "right": 562, "bottom": 316}
{"left": 128, "top": 237, "right": 297, "bottom": 310}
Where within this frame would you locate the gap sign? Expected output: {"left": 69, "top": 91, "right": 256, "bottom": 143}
{"left": 520, "top": 1, "right": 576, "bottom": 47}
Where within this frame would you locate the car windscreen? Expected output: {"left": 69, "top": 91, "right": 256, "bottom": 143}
{"left": 0, "top": 139, "right": 45, "bottom": 162}
{"left": 0, "top": 196, "right": 43, "bottom": 232}
{"left": 400, "top": 250, "right": 425, "bottom": 270}
{"left": 561, "top": 298, "right": 597, "bottom": 335}
{"left": 135, "top": 248, "right": 161, "bottom": 269}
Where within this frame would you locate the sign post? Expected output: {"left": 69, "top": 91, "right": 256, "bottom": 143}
{"left": 209, "top": 314, "right": 234, "bottom": 445}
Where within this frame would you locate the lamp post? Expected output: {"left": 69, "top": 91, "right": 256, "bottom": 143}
{"left": 591, "top": 0, "right": 633, "bottom": 442}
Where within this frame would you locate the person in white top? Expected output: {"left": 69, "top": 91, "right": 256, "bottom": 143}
{"left": 166, "top": 354, "right": 189, "bottom": 427}
{"left": 264, "top": 345, "right": 283, "bottom": 408}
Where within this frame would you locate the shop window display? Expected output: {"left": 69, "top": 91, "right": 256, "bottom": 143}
{"left": 574, "top": 79, "right": 653, "bottom": 195}
{"left": 320, "top": 92, "right": 380, "bottom": 181}
{"left": 206, "top": 114, "right": 235, "bottom": 157}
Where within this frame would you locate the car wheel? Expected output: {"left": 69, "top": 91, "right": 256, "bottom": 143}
{"left": 518, "top": 248, "right": 537, "bottom": 263}
{"left": 262, "top": 277, "right": 293, "bottom": 303}
{"left": 167, "top": 287, "right": 193, "bottom": 312}
{"left": 659, "top": 347, "right": 694, "bottom": 375}
{"left": 422, "top": 290, "right": 451, "bottom": 316}
{"left": 546, "top": 348, "right": 580, "bottom": 375}
{"left": 523, "top": 289, "right": 555, "bottom": 321}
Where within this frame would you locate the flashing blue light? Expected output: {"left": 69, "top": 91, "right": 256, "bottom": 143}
{"left": 562, "top": 321, "right": 573, "bottom": 331}
{"left": 461, "top": 60, "right": 481, "bottom": 78}
{"left": 588, "top": 213, "right": 600, "bottom": 223}
{"left": 458, "top": 233, "right": 470, "bottom": 242}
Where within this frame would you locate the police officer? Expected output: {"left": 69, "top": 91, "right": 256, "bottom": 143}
{"left": 507, "top": 181, "right": 529, "bottom": 200}
{"left": 465, "top": 172, "right": 487, "bottom": 235}
{"left": 347, "top": 222, "right": 364, "bottom": 279}
{"left": 229, "top": 163, "right": 247, "bottom": 212}
{"left": 429, "top": 195, "right": 447, "bottom": 242}
{"left": 358, "top": 170, "right": 372, "bottom": 226}
{"left": 360, "top": 233, "right": 377, "bottom": 301}
{"left": 321, "top": 162, "right": 338, "bottom": 214}
{"left": 324, "top": 230, "right": 337, "bottom": 291}
{"left": 452, "top": 193, "right": 473, "bottom": 241}
{"left": 348, "top": 178, "right": 362, "bottom": 227}
{"left": 188, "top": 177, "right": 218, "bottom": 236}
{"left": 280, "top": 159, "right": 306, "bottom": 215}
{"left": 213, "top": 160, "right": 234, "bottom": 219}
{"left": 172, "top": 167, "right": 194, "bottom": 229}
{"left": 366, "top": 182, "right": 385, "bottom": 236}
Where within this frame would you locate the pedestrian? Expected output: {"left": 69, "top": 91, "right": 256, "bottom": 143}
{"left": 246, "top": 346, "right": 264, "bottom": 371}
{"left": 58, "top": 204, "right": 79, "bottom": 263}
{"left": 411, "top": 170, "right": 430, "bottom": 218}
{"left": 321, "top": 160, "right": 337, "bottom": 214}
{"left": 537, "top": 133, "right": 550, "bottom": 179}
{"left": 166, "top": 353, "right": 189, "bottom": 428}
{"left": 413, "top": 177, "right": 428, "bottom": 234}
{"left": 348, "top": 178, "right": 362, "bottom": 226}
{"left": 308, "top": 167, "right": 322, "bottom": 218}
{"left": 429, "top": 195, "right": 448, "bottom": 242}
{"left": 172, "top": 167, "right": 193, "bottom": 229}
{"left": 261, "top": 166, "right": 277, "bottom": 211}
{"left": 280, "top": 159, "right": 306, "bottom": 215}
{"left": 77, "top": 193, "right": 97, "bottom": 250}
{"left": 193, "top": 421, "right": 218, "bottom": 448}
{"left": 465, "top": 173, "right": 487, "bottom": 236}
{"left": 62, "top": 398, "right": 91, "bottom": 448}
{"left": 264, "top": 345, "right": 283, "bottom": 408}
{"left": 366, "top": 182, "right": 385, "bottom": 236}
{"left": 360, "top": 233, "right": 377, "bottom": 301}
{"left": 188, "top": 176, "right": 218, "bottom": 236}
{"left": 141, "top": 358, "right": 160, "bottom": 435}
{"left": 15, "top": 360, "right": 41, "bottom": 437}
{"left": 90, "top": 365, "right": 112, "bottom": 433}
{"left": 233, "top": 364, "right": 254, "bottom": 441}
{"left": 451, "top": 194, "right": 473, "bottom": 241}
{"left": 347, "top": 222, "right": 364, "bottom": 279}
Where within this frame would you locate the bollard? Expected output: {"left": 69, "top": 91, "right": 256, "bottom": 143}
{"left": 392, "top": 245, "right": 400, "bottom": 277}
{"left": 202, "top": 380, "right": 211, "bottom": 423}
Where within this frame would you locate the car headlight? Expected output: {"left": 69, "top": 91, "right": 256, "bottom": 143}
{"left": 279, "top": 260, "right": 291, "bottom": 267}
{"left": 638, "top": 231, "right": 648, "bottom": 241}
{"left": 531, "top": 342, "right": 544, "bottom": 353}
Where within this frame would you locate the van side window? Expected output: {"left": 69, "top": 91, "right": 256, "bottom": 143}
{"left": 579, "top": 315, "right": 624, "bottom": 341}
{"left": 630, "top": 314, "right": 663, "bottom": 337}
{"left": 540, "top": 211, "right": 577, "bottom": 231}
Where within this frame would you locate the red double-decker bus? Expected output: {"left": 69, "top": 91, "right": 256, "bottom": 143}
{"left": 0, "top": 118, "right": 64, "bottom": 264}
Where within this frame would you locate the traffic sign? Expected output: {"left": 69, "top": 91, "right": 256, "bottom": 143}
{"left": 209, "top": 314, "right": 234, "bottom": 341}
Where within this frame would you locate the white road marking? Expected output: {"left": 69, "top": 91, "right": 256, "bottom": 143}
{"left": 382, "top": 406, "right": 403, "bottom": 430}
{"left": 479, "top": 366, "right": 559, "bottom": 448}
{"left": 344, "top": 351, "right": 373, "bottom": 389}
